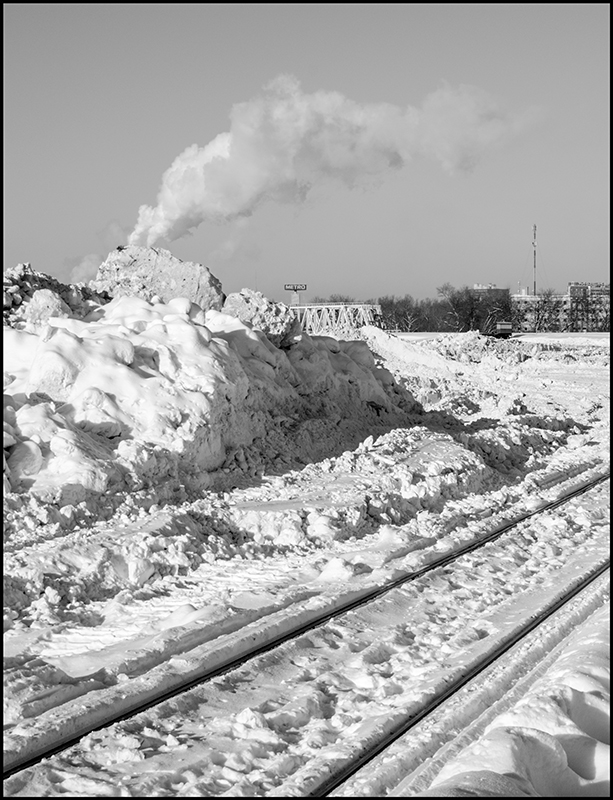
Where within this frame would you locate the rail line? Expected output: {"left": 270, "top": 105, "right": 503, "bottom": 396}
{"left": 3, "top": 470, "right": 609, "bottom": 780}
{"left": 314, "top": 559, "right": 610, "bottom": 796}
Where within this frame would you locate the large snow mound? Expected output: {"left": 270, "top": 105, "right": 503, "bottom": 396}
{"left": 3, "top": 292, "right": 418, "bottom": 512}
{"left": 90, "top": 245, "right": 225, "bottom": 312}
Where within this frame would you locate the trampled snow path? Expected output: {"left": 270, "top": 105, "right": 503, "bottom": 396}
{"left": 3, "top": 316, "right": 610, "bottom": 796}
{"left": 4, "top": 480, "right": 609, "bottom": 796}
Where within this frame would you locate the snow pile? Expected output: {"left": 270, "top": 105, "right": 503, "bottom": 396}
{"left": 222, "top": 288, "right": 301, "bottom": 349}
{"left": 3, "top": 262, "right": 111, "bottom": 329}
{"left": 526, "top": 340, "right": 610, "bottom": 368}
{"left": 360, "top": 326, "right": 612, "bottom": 426}
{"left": 418, "top": 603, "right": 610, "bottom": 797}
{"left": 412, "top": 330, "right": 610, "bottom": 371}
{"left": 3, "top": 275, "right": 418, "bottom": 516}
{"left": 412, "top": 330, "right": 523, "bottom": 364}
{"left": 90, "top": 246, "right": 225, "bottom": 312}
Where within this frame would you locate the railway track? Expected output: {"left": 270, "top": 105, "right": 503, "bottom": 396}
{"left": 381, "top": 573, "right": 610, "bottom": 798}
{"left": 3, "top": 471, "right": 609, "bottom": 789}
{"left": 318, "top": 561, "right": 609, "bottom": 796}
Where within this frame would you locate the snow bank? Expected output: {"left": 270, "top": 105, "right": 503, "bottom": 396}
{"left": 3, "top": 262, "right": 111, "bottom": 328}
{"left": 3, "top": 287, "right": 418, "bottom": 512}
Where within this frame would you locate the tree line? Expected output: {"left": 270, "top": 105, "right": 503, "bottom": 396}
{"left": 311, "top": 286, "right": 512, "bottom": 333}
{"left": 310, "top": 286, "right": 610, "bottom": 333}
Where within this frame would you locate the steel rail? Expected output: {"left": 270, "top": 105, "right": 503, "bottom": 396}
{"left": 313, "top": 558, "right": 610, "bottom": 797}
{"left": 3, "top": 471, "right": 609, "bottom": 780}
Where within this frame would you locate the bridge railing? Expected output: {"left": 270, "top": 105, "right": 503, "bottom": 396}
{"left": 290, "top": 303, "right": 383, "bottom": 336}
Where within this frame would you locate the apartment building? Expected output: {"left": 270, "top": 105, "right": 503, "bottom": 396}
{"left": 511, "top": 282, "right": 610, "bottom": 332}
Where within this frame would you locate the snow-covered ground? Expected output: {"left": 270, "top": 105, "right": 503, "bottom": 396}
{"left": 3, "top": 284, "right": 609, "bottom": 796}
{"left": 406, "top": 599, "right": 610, "bottom": 797}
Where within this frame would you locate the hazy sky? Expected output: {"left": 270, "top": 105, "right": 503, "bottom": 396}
{"left": 4, "top": 3, "right": 610, "bottom": 302}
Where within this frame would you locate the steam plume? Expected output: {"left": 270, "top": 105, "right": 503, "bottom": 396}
{"left": 129, "top": 75, "right": 528, "bottom": 247}
{"left": 66, "top": 253, "right": 103, "bottom": 284}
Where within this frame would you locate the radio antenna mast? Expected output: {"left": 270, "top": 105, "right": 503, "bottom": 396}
{"left": 532, "top": 224, "right": 537, "bottom": 296}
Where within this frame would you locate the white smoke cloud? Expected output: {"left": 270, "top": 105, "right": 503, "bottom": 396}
{"left": 129, "top": 75, "right": 532, "bottom": 248}
{"left": 67, "top": 253, "right": 103, "bottom": 284}
{"left": 208, "top": 217, "right": 257, "bottom": 264}
{"left": 62, "top": 219, "right": 131, "bottom": 285}
{"left": 97, "top": 219, "right": 131, "bottom": 251}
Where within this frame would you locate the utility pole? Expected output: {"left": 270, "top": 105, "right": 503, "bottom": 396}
{"left": 532, "top": 224, "right": 537, "bottom": 296}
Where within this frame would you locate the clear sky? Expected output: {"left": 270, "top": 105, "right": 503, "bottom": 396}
{"left": 4, "top": 3, "right": 610, "bottom": 302}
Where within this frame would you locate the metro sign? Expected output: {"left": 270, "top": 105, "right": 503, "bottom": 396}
{"left": 284, "top": 283, "right": 307, "bottom": 291}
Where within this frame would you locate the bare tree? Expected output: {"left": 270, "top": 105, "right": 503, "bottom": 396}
{"left": 437, "top": 283, "right": 482, "bottom": 332}
{"left": 478, "top": 288, "right": 513, "bottom": 334}
{"left": 590, "top": 295, "right": 610, "bottom": 331}
{"left": 510, "top": 299, "right": 529, "bottom": 332}
{"left": 374, "top": 294, "right": 422, "bottom": 331}
{"left": 566, "top": 292, "right": 591, "bottom": 332}
{"left": 532, "top": 288, "right": 564, "bottom": 332}
{"left": 419, "top": 297, "right": 453, "bottom": 331}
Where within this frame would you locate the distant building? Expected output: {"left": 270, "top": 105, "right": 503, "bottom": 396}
{"left": 511, "top": 282, "right": 610, "bottom": 332}
{"left": 564, "top": 282, "right": 610, "bottom": 331}
{"left": 472, "top": 283, "right": 509, "bottom": 299}
{"left": 567, "top": 281, "right": 610, "bottom": 299}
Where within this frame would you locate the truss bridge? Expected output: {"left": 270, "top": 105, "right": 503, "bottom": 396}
{"left": 291, "top": 303, "right": 383, "bottom": 336}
